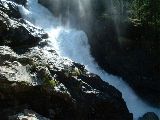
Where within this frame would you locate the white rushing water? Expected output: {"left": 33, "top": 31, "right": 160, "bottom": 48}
{"left": 19, "top": 0, "right": 160, "bottom": 119}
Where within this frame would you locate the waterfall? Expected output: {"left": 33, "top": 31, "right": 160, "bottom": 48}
{"left": 19, "top": 0, "right": 160, "bottom": 119}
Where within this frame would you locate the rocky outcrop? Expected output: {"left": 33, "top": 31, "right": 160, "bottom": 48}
{"left": 9, "top": 109, "right": 50, "bottom": 120}
{"left": 0, "top": 46, "right": 133, "bottom": 120}
{"left": 0, "top": 0, "right": 21, "bottom": 19}
{"left": 0, "top": 0, "right": 133, "bottom": 120}
{"left": 0, "top": 1, "right": 48, "bottom": 50}
{"left": 139, "top": 112, "right": 159, "bottom": 120}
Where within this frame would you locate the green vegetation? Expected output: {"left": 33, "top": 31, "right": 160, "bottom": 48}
{"left": 130, "top": 0, "right": 160, "bottom": 24}
{"left": 129, "top": 0, "right": 160, "bottom": 40}
{"left": 98, "top": 0, "right": 160, "bottom": 41}
{"left": 44, "top": 79, "right": 59, "bottom": 88}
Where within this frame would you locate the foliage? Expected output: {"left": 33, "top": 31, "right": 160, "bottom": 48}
{"left": 99, "top": 0, "right": 160, "bottom": 41}
{"left": 130, "top": 0, "right": 160, "bottom": 24}
{"left": 129, "top": 0, "right": 160, "bottom": 40}
{"left": 44, "top": 79, "right": 59, "bottom": 88}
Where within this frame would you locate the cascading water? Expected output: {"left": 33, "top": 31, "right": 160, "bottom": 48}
{"left": 19, "top": 0, "right": 160, "bottom": 119}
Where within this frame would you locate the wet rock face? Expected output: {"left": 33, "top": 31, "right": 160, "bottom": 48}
{"left": 0, "top": 46, "right": 133, "bottom": 120}
{"left": 14, "top": 0, "right": 27, "bottom": 6}
{"left": 0, "top": 1, "right": 48, "bottom": 49}
{"left": 0, "top": 1, "right": 21, "bottom": 19}
{"left": 9, "top": 109, "right": 50, "bottom": 120}
{"left": 0, "top": 46, "right": 34, "bottom": 84}
{"left": 139, "top": 112, "right": 159, "bottom": 120}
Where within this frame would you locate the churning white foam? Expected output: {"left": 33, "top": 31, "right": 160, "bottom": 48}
{"left": 19, "top": 0, "right": 160, "bottom": 119}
